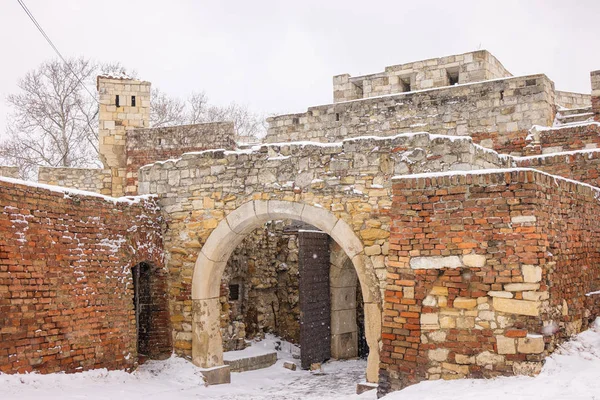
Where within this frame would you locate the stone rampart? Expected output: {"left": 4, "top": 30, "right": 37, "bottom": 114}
{"left": 125, "top": 122, "right": 235, "bottom": 194}
{"left": 0, "top": 178, "right": 166, "bottom": 374}
{"left": 267, "top": 75, "right": 555, "bottom": 156}
{"left": 333, "top": 50, "right": 512, "bottom": 102}
{"left": 555, "top": 90, "right": 591, "bottom": 109}
{"left": 38, "top": 167, "right": 113, "bottom": 196}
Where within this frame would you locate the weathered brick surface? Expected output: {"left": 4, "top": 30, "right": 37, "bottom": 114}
{"left": 523, "top": 123, "right": 600, "bottom": 156}
{"left": 0, "top": 179, "right": 166, "bottom": 374}
{"left": 380, "top": 170, "right": 600, "bottom": 395}
{"left": 516, "top": 150, "right": 600, "bottom": 187}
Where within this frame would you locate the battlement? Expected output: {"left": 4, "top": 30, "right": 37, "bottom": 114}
{"left": 333, "top": 50, "right": 512, "bottom": 102}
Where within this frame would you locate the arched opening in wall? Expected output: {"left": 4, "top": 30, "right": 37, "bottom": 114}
{"left": 132, "top": 261, "right": 172, "bottom": 363}
{"left": 218, "top": 218, "right": 369, "bottom": 372}
{"left": 192, "top": 200, "right": 382, "bottom": 384}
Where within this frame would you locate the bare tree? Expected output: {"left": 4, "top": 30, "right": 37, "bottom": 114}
{"left": 0, "top": 58, "right": 132, "bottom": 179}
{"left": 152, "top": 91, "right": 266, "bottom": 139}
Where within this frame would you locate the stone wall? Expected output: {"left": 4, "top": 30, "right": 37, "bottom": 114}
{"left": 380, "top": 169, "right": 600, "bottom": 395}
{"left": 592, "top": 70, "right": 600, "bottom": 121}
{"left": 0, "top": 178, "right": 166, "bottom": 374}
{"left": 125, "top": 122, "right": 236, "bottom": 195}
{"left": 220, "top": 221, "right": 300, "bottom": 351}
{"left": 555, "top": 90, "right": 591, "bottom": 109}
{"left": 333, "top": 50, "right": 512, "bottom": 102}
{"left": 38, "top": 167, "right": 113, "bottom": 196}
{"left": 0, "top": 167, "right": 19, "bottom": 179}
{"left": 267, "top": 75, "right": 555, "bottom": 156}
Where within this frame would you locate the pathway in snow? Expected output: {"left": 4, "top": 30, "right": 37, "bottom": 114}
{"left": 1, "top": 320, "right": 600, "bottom": 400}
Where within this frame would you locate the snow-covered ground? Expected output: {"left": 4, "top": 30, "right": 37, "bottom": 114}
{"left": 1, "top": 319, "right": 599, "bottom": 400}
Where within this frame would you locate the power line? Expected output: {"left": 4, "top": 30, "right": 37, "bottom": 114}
{"left": 16, "top": 0, "right": 99, "bottom": 104}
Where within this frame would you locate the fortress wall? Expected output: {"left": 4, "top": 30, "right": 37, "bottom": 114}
{"left": 268, "top": 74, "right": 555, "bottom": 156}
{"left": 0, "top": 167, "right": 19, "bottom": 179}
{"left": 333, "top": 50, "right": 512, "bottom": 102}
{"left": 555, "top": 90, "right": 591, "bottom": 109}
{"left": 382, "top": 169, "right": 600, "bottom": 395}
{"left": 125, "top": 122, "right": 236, "bottom": 195}
{"left": 138, "top": 133, "right": 511, "bottom": 359}
{"left": 38, "top": 167, "right": 113, "bottom": 196}
{"left": 592, "top": 70, "right": 600, "bottom": 121}
{"left": 0, "top": 178, "right": 165, "bottom": 374}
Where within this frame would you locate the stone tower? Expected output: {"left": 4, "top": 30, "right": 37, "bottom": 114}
{"left": 97, "top": 75, "right": 151, "bottom": 197}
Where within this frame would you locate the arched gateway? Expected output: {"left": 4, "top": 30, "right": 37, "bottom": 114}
{"left": 191, "top": 200, "right": 382, "bottom": 382}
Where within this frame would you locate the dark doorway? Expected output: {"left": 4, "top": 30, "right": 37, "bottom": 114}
{"left": 298, "top": 230, "right": 331, "bottom": 369}
{"left": 132, "top": 262, "right": 152, "bottom": 358}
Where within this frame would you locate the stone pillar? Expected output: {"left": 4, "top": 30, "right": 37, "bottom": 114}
{"left": 96, "top": 76, "right": 151, "bottom": 197}
{"left": 192, "top": 298, "right": 224, "bottom": 368}
{"left": 591, "top": 70, "right": 600, "bottom": 122}
{"left": 330, "top": 255, "right": 358, "bottom": 359}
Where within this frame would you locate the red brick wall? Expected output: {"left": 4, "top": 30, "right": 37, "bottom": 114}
{"left": 523, "top": 124, "right": 600, "bottom": 157}
{"left": 0, "top": 179, "right": 167, "bottom": 374}
{"left": 380, "top": 170, "right": 600, "bottom": 395}
{"left": 471, "top": 129, "right": 531, "bottom": 155}
{"left": 516, "top": 150, "right": 600, "bottom": 187}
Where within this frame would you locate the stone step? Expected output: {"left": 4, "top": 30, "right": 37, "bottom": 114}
{"left": 558, "top": 106, "right": 592, "bottom": 117}
{"left": 223, "top": 351, "right": 278, "bottom": 372}
{"left": 556, "top": 112, "right": 595, "bottom": 125}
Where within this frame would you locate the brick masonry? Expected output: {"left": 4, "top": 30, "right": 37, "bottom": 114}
{"left": 0, "top": 178, "right": 166, "bottom": 374}
{"left": 380, "top": 170, "right": 600, "bottom": 395}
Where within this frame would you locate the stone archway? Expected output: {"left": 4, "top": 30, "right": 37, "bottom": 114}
{"left": 191, "top": 200, "right": 382, "bottom": 382}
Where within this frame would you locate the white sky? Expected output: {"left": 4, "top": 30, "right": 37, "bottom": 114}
{"left": 1, "top": 0, "right": 600, "bottom": 136}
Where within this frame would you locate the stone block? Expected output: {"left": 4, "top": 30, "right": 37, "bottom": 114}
{"left": 200, "top": 365, "right": 231, "bottom": 385}
{"left": 517, "top": 336, "right": 545, "bottom": 354}
{"left": 428, "top": 348, "right": 449, "bottom": 362}
{"left": 493, "top": 297, "right": 540, "bottom": 316}
{"left": 522, "top": 265, "right": 542, "bottom": 283}
{"left": 496, "top": 335, "right": 516, "bottom": 354}
{"left": 410, "top": 255, "right": 462, "bottom": 269}
{"left": 453, "top": 297, "right": 477, "bottom": 309}
{"left": 462, "top": 254, "right": 486, "bottom": 268}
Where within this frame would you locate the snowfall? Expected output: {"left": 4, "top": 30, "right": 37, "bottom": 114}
{"left": 1, "top": 319, "right": 599, "bottom": 400}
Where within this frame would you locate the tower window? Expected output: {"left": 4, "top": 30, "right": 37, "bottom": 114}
{"left": 447, "top": 68, "right": 460, "bottom": 86}
{"left": 335, "top": 113, "right": 340, "bottom": 121}
{"left": 399, "top": 76, "right": 411, "bottom": 92}
{"left": 115, "top": 95, "right": 120, "bottom": 107}
{"left": 131, "top": 96, "right": 136, "bottom": 107}
{"left": 229, "top": 284, "right": 240, "bottom": 301}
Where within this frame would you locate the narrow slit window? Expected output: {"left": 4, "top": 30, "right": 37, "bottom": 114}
{"left": 399, "top": 77, "right": 411, "bottom": 92}
{"left": 115, "top": 95, "right": 120, "bottom": 107}
{"left": 229, "top": 284, "right": 240, "bottom": 301}
{"left": 131, "top": 96, "right": 136, "bottom": 107}
{"left": 335, "top": 113, "right": 340, "bottom": 122}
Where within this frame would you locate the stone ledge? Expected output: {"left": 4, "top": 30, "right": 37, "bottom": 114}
{"left": 223, "top": 351, "right": 277, "bottom": 372}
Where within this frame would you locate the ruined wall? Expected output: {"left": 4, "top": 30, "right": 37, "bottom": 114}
{"left": 0, "top": 178, "right": 166, "bottom": 374}
{"left": 138, "top": 132, "right": 511, "bottom": 369}
{"left": 333, "top": 50, "right": 512, "bottom": 102}
{"left": 38, "top": 167, "right": 113, "bottom": 196}
{"left": 0, "top": 167, "right": 19, "bottom": 179}
{"left": 125, "top": 122, "right": 236, "bottom": 195}
{"left": 516, "top": 150, "right": 600, "bottom": 187}
{"left": 523, "top": 123, "right": 600, "bottom": 156}
{"left": 555, "top": 90, "right": 591, "bottom": 109}
{"left": 220, "top": 221, "right": 300, "bottom": 351}
{"left": 381, "top": 169, "right": 600, "bottom": 395}
{"left": 268, "top": 75, "right": 555, "bottom": 156}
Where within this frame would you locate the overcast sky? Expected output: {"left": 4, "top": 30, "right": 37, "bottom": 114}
{"left": 2, "top": 0, "right": 600, "bottom": 136}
